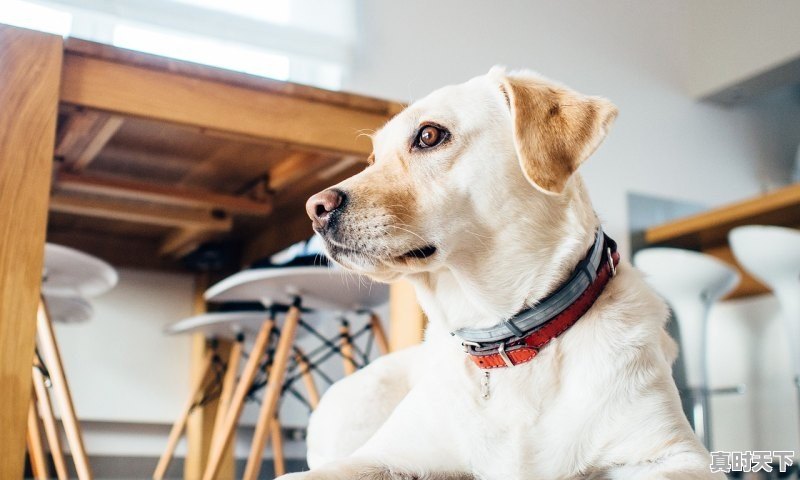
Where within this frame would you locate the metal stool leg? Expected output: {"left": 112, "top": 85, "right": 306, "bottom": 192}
{"left": 36, "top": 300, "right": 93, "bottom": 480}
{"left": 202, "top": 316, "right": 275, "bottom": 480}
{"left": 242, "top": 303, "right": 301, "bottom": 480}
{"left": 154, "top": 351, "right": 214, "bottom": 480}
{"left": 32, "top": 362, "right": 68, "bottom": 480}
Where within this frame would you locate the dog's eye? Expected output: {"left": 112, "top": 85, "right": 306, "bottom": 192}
{"left": 415, "top": 125, "right": 448, "bottom": 149}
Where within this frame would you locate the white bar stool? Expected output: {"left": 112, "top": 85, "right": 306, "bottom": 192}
{"left": 729, "top": 225, "right": 800, "bottom": 434}
{"left": 634, "top": 247, "right": 740, "bottom": 450}
{"left": 200, "top": 266, "right": 389, "bottom": 480}
{"left": 28, "top": 244, "right": 118, "bottom": 480}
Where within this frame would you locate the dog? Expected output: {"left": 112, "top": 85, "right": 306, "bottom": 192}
{"left": 279, "top": 68, "right": 720, "bottom": 479}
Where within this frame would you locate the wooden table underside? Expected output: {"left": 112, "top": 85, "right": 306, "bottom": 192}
{"left": 0, "top": 25, "right": 427, "bottom": 479}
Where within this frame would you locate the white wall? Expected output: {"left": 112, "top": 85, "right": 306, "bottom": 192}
{"left": 344, "top": 0, "right": 792, "bottom": 256}
{"left": 55, "top": 269, "right": 195, "bottom": 424}
{"left": 685, "top": 0, "right": 800, "bottom": 99}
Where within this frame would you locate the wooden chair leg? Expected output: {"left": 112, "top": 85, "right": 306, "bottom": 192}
{"left": 270, "top": 417, "right": 285, "bottom": 477}
{"left": 369, "top": 313, "right": 390, "bottom": 356}
{"left": 36, "top": 300, "right": 93, "bottom": 480}
{"left": 27, "top": 392, "right": 49, "bottom": 480}
{"left": 242, "top": 305, "right": 301, "bottom": 480}
{"left": 294, "top": 348, "right": 319, "bottom": 409}
{"left": 339, "top": 318, "right": 357, "bottom": 376}
{"left": 153, "top": 351, "right": 214, "bottom": 480}
{"left": 205, "top": 339, "right": 242, "bottom": 480}
{"left": 210, "top": 340, "right": 242, "bottom": 442}
{"left": 32, "top": 362, "right": 69, "bottom": 480}
{"left": 202, "top": 317, "right": 275, "bottom": 480}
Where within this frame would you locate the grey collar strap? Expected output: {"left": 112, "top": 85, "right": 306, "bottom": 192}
{"left": 453, "top": 227, "right": 611, "bottom": 344}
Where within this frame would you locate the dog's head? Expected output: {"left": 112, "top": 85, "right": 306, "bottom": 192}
{"left": 306, "top": 68, "right": 617, "bottom": 282}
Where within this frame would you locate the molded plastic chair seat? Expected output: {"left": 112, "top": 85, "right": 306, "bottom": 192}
{"left": 204, "top": 266, "right": 388, "bottom": 311}
{"left": 42, "top": 243, "right": 118, "bottom": 298}
{"left": 165, "top": 310, "right": 315, "bottom": 341}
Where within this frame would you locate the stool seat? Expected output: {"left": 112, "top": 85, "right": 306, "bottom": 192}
{"left": 204, "top": 267, "right": 388, "bottom": 310}
{"left": 729, "top": 225, "right": 800, "bottom": 287}
{"left": 42, "top": 244, "right": 118, "bottom": 298}
{"left": 165, "top": 311, "right": 315, "bottom": 341}
{"left": 634, "top": 248, "right": 741, "bottom": 304}
{"left": 43, "top": 295, "right": 93, "bottom": 324}
{"left": 634, "top": 248, "right": 740, "bottom": 387}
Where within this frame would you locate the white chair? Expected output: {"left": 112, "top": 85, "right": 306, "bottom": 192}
{"left": 729, "top": 225, "right": 800, "bottom": 431}
{"left": 634, "top": 248, "right": 740, "bottom": 449}
{"left": 155, "top": 310, "right": 315, "bottom": 479}
{"left": 199, "top": 266, "right": 389, "bottom": 480}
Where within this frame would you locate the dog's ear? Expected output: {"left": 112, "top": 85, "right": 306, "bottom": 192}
{"left": 499, "top": 73, "right": 617, "bottom": 195}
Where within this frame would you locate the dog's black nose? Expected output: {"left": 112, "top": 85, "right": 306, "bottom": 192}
{"left": 306, "top": 189, "right": 346, "bottom": 230}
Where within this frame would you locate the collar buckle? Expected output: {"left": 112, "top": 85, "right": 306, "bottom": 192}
{"left": 498, "top": 342, "right": 515, "bottom": 367}
{"left": 607, "top": 247, "right": 617, "bottom": 277}
{"left": 461, "top": 339, "right": 480, "bottom": 353}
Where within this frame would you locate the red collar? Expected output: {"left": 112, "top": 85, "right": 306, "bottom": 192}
{"left": 458, "top": 233, "right": 620, "bottom": 369}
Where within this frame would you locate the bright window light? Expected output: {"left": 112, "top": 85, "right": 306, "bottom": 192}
{"left": 171, "top": 0, "right": 290, "bottom": 24}
{"left": 113, "top": 24, "right": 290, "bottom": 81}
{"left": 0, "top": 0, "right": 72, "bottom": 36}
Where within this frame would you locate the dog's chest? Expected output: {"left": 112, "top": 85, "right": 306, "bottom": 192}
{"left": 463, "top": 395, "right": 585, "bottom": 478}
{"left": 440, "top": 352, "right": 589, "bottom": 478}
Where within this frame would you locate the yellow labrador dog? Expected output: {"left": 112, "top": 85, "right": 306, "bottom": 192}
{"left": 282, "top": 68, "right": 719, "bottom": 480}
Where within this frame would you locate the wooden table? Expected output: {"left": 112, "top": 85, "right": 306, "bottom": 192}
{"left": 643, "top": 182, "right": 800, "bottom": 298}
{"left": 0, "top": 24, "right": 427, "bottom": 480}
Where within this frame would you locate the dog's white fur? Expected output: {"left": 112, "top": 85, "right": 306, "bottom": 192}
{"left": 280, "top": 68, "right": 720, "bottom": 479}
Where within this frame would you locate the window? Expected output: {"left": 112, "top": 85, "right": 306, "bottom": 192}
{"left": 113, "top": 24, "right": 291, "bottom": 81}
{"left": 0, "top": 0, "right": 72, "bottom": 36}
{"left": 0, "top": 0, "right": 353, "bottom": 90}
{"left": 172, "top": 0, "right": 291, "bottom": 24}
